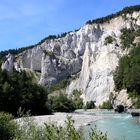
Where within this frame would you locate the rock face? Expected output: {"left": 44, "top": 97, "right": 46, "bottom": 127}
{"left": 1, "top": 11, "right": 140, "bottom": 106}
{"left": 1, "top": 54, "right": 15, "bottom": 71}
{"left": 113, "top": 89, "right": 132, "bottom": 109}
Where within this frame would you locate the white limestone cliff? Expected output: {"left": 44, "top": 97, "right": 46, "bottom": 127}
{"left": 113, "top": 89, "right": 132, "bottom": 108}
{"left": 1, "top": 54, "right": 15, "bottom": 72}
{"left": 1, "top": 11, "right": 140, "bottom": 106}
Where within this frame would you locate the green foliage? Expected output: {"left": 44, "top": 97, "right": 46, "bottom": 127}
{"left": 120, "top": 28, "right": 135, "bottom": 49}
{"left": 49, "top": 94, "right": 76, "bottom": 112}
{"left": 104, "top": 36, "right": 115, "bottom": 45}
{"left": 114, "top": 45, "right": 140, "bottom": 94}
{"left": 129, "top": 91, "right": 140, "bottom": 108}
{"left": 43, "top": 123, "right": 66, "bottom": 140}
{"left": 49, "top": 79, "right": 70, "bottom": 93}
{"left": 84, "top": 101, "right": 96, "bottom": 110}
{"left": 12, "top": 115, "right": 108, "bottom": 140}
{"left": 72, "top": 90, "right": 83, "bottom": 109}
{"left": 0, "top": 70, "right": 51, "bottom": 116}
{"left": 0, "top": 112, "right": 19, "bottom": 140}
{"left": 134, "top": 28, "right": 140, "bottom": 36}
{"left": 105, "top": 36, "right": 114, "bottom": 45}
{"left": 25, "top": 70, "right": 41, "bottom": 84}
{"left": 89, "top": 126, "right": 107, "bottom": 140}
{"left": 99, "top": 100, "right": 113, "bottom": 109}
{"left": 64, "top": 116, "right": 83, "bottom": 140}
{"left": 86, "top": 5, "right": 140, "bottom": 24}
{"left": 49, "top": 90, "right": 83, "bottom": 112}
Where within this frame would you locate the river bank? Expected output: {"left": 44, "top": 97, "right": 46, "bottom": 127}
{"left": 16, "top": 109, "right": 140, "bottom": 129}
{"left": 16, "top": 109, "right": 109, "bottom": 129}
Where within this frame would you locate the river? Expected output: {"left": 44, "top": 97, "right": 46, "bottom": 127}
{"left": 84, "top": 110, "right": 140, "bottom": 140}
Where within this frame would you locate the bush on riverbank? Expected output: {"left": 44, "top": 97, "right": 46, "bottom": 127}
{"left": 0, "top": 112, "right": 108, "bottom": 140}
{"left": 99, "top": 100, "right": 113, "bottom": 109}
{"left": 72, "top": 90, "right": 83, "bottom": 109}
{"left": 0, "top": 112, "right": 19, "bottom": 140}
{"left": 49, "top": 94, "right": 76, "bottom": 112}
{"left": 84, "top": 101, "right": 96, "bottom": 110}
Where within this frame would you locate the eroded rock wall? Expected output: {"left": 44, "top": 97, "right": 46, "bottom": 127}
{"left": 1, "top": 11, "right": 140, "bottom": 105}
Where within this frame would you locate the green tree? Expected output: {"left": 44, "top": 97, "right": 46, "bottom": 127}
{"left": 72, "top": 90, "right": 83, "bottom": 109}
{"left": 49, "top": 94, "right": 76, "bottom": 112}
{"left": 99, "top": 100, "right": 113, "bottom": 109}
{"left": 114, "top": 45, "right": 140, "bottom": 94}
{"left": 0, "top": 70, "right": 51, "bottom": 116}
{"left": 84, "top": 101, "right": 96, "bottom": 109}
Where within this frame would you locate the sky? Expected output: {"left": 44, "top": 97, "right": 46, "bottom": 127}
{"left": 0, "top": 0, "right": 140, "bottom": 51}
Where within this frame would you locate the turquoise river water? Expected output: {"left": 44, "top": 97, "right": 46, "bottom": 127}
{"left": 85, "top": 111, "right": 140, "bottom": 140}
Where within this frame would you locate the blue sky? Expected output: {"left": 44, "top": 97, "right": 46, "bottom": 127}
{"left": 0, "top": 0, "right": 140, "bottom": 51}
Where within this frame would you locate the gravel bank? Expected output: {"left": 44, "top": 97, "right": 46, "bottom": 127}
{"left": 16, "top": 110, "right": 106, "bottom": 129}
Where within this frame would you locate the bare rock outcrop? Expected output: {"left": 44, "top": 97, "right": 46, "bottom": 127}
{"left": 1, "top": 10, "right": 140, "bottom": 106}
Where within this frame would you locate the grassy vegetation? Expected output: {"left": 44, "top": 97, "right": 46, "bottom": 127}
{"left": 26, "top": 70, "right": 41, "bottom": 84}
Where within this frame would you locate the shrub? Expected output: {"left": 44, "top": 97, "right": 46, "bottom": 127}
{"left": 104, "top": 36, "right": 115, "bottom": 45}
{"left": 84, "top": 101, "right": 96, "bottom": 110}
{"left": 0, "top": 112, "right": 19, "bottom": 140}
{"left": 99, "top": 100, "right": 113, "bottom": 109}
{"left": 89, "top": 126, "right": 107, "bottom": 140}
{"left": 49, "top": 79, "right": 70, "bottom": 93}
{"left": 129, "top": 91, "right": 140, "bottom": 109}
{"left": 49, "top": 94, "right": 76, "bottom": 112}
{"left": 72, "top": 90, "right": 83, "bottom": 109}
{"left": 14, "top": 115, "right": 108, "bottom": 140}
